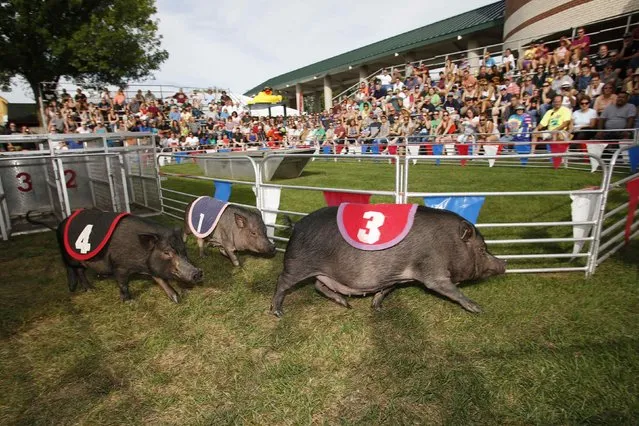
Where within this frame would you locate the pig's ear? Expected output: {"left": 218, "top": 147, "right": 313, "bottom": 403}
{"left": 234, "top": 213, "right": 247, "bottom": 228}
{"left": 459, "top": 221, "right": 475, "bottom": 242}
{"left": 138, "top": 233, "right": 160, "bottom": 251}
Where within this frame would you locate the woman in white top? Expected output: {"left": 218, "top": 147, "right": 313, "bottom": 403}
{"left": 584, "top": 75, "right": 603, "bottom": 99}
{"left": 571, "top": 95, "right": 598, "bottom": 141}
{"left": 184, "top": 132, "right": 199, "bottom": 150}
{"left": 502, "top": 48, "right": 516, "bottom": 72}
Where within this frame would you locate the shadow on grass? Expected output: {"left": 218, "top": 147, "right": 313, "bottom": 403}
{"left": 7, "top": 304, "right": 134, "bottom": 425}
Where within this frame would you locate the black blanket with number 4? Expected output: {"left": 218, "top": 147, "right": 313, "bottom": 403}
{"left": 63, "top": 209, "right": 130, "bottom": 261}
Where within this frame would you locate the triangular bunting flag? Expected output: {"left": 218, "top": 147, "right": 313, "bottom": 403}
{"left": 444, "top": 144, "right": 456, "bottom": 156}
{"left": 251, "top": 186, "right": 282, "bottom": 239}
{"left": 456, "top": 144, "right": 469, "bottom": 166}
{"left": 214, "top": 180, "right": 232, "bottom": 202}
{"left": 586, "top": 143, "right": 607, "bottom": 173}
{"left": 407, "top": 145, "right": 420, "bottom": 165}
{"left": 323, "top": 191, "right": 371, "bottom": 207}
{"left": 514, "top": 143, "right": 531, "bottom": 165}
{"left": 483, "top": 144, "right": 498, "bottom": 167}
{"left": 549, "top": 143, "right": 569, "bottom": 169}
{"left": 432, "top": 144, "right": 443, "bottom": 165}
{"left": 569, "top": 189, "right": 601, "bottom": 256}
{"left": 628, "top": 146, "right": 639, "bottom": 173}
{"left": 423, "top": 196, "right": 485, "bottom": 224}
{"left": 625, "top": 178, "right": 639, "bottom": 244}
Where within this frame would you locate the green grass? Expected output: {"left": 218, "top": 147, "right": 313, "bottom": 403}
{"left": 1, "top": 160, "right": 638, "bottom": 425}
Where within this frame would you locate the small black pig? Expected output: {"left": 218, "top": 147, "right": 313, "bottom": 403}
{"left": 183, "top": 200, "right": 276, "bottom": 266}
{"left": 271, "top": 205, "right": 506, "bottom": 317}
{"left": 28, "top": 211, "right": 203, "bottom": 303}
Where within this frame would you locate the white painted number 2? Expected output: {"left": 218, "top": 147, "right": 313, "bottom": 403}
{"left": 75, "top": 224, "right": 94, "bottom": 254}
{"left": 357, "top": 211, "right": 385, "bottom": 244}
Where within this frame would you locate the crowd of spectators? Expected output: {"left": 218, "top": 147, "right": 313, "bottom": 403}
{"left": 332, "top": 26, "right": 639, "bottom": 155}
{"left": 2, "top": 26, "right": 639, "bottom": 155}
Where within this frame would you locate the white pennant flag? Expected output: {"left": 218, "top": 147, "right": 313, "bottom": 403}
{"left": 407, "top": 145, "right": 420, "bottom": 165}
{"left": 252, "top": 186, "right": 281, "bottom": 239}
{"left": 444, "top": 144, "right": 456, "bottom": 156}
{"left": 586, "top": 143, "right": 607, "bottom": 173}
{"left": 483, "top": 144, "right": 498, "bottom": 167}
{"left": 570, "top": 190, "right": 601, "bottom": 256}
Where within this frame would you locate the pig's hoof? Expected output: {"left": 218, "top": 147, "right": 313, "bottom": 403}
{"left": 271, "top": 309, "right": 284, "bottom": 318}
{"left": 461, "top": 299, "right": 482, "bottom": 313}
{"left": 170, "top": 293, "right": 180, "bottom": 304}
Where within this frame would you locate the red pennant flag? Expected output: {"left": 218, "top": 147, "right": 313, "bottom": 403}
{"left": 549, "top": 143, "right": 569, "bottom": 169}
{"left": 456, "top": 144, "right": 469, "bottom": 166}
{"left": 625, "top": 178, "right": 639, "bottom": 244}
{"left": 323, "top": 191, "right": 371, "bottom": 207}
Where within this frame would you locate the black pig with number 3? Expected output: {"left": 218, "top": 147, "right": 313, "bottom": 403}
{"left": 270, "top": 204, "right": 506, "bottom": 317}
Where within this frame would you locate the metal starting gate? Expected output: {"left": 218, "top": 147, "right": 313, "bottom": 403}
{"left": 0, "top": 132, "right": 161, "bottom": 240}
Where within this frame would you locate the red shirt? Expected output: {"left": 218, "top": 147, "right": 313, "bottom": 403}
{"left": 571, "top": 35, "right": 591, "bottom": 55}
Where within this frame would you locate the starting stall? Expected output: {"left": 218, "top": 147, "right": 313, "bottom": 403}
{"left": 0, "top": 133, "right": 162, "bottom": 240}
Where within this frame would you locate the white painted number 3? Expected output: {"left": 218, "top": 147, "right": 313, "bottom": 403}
{"left": 357, "top": 211, "right": 385, "bottom": 244}
{"left": 74, "top": 224, "right": 94, "bottom": 254}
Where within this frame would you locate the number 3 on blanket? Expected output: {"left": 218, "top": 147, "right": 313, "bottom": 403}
{"left": 75, "top": 224, "right": 94, "bottom": 254}
{"left": 357, "top": 211, "right": 385, "bottom": 244}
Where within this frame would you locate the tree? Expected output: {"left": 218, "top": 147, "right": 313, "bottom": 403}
{"left": 0, "top": 0, "right": 168, "bottom": 106}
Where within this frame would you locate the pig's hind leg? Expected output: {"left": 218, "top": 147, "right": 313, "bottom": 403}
{"left": 76, "top": 268, "right": 94, "bottom": 291}
{"left": 113, "top": 269, "right": 132, "bottom": 301}
{"left": 371, "top": 287, "right": 395, "bottom": 311}
{"left": 65, "top": 266, "right": 79, "bottom": 292}
{"left": 314, "top": 279, "right": 351, "bottom": 309}
{"left": 270, "top": 271, "right": 300, "bottom": 317}
{"left": 423, "top": 278, "right": 482, "bottom": 313}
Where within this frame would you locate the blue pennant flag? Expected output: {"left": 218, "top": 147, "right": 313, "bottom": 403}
{"left": 432, "top": 144, "right": 443, "bottom": 165}
{"left": 175, "top": 151, "right": 188, "bottom": 164}
{"left": 423, "top": 196, "right": 486, "bottom": 224}
{"left": 514, "top": 143, "right": 531, "bottom": 166}
{"left": 213, "top": 180, "right": 232, "bottom": 202}
{"left": 629, "top": 146, "right": 639, "bottom": 173}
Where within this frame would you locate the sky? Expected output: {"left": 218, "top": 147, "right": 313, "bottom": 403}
{"left": 2, "top": 0, "right": 497, "bottom": 103}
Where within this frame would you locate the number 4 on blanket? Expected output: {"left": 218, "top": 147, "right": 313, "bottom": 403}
{"left": 63, "top": 209, "right": 130, "bottom": 261}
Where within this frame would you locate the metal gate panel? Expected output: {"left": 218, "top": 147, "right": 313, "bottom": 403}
{"left": 57, "top": 155, "right": 97, "bottom": 211}
{"left": 0, "top": 155, "right": 56, "bottom": 217}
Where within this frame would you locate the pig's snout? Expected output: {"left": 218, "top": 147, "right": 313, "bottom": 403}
{"left": 192, "top": 268, "right": 203, "bottom": 282}
{"left": 494, "top": 257, "right": 507, "bottom": 274}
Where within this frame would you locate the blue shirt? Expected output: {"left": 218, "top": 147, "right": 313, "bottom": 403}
{"left": 507, "top": 113, "right": 533, "bottom": 142}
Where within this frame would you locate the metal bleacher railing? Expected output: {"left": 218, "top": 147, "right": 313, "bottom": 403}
{"left": 333, "top": 9, "right": 639, "bottom": 103}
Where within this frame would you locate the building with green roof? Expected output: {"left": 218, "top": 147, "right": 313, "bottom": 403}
{"left": 244, "top": 1, "right": 505, "bottom": 110}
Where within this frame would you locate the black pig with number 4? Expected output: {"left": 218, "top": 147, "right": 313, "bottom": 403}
{"left": 271, "top": 204, "right": 506, "bottom": 317}
{"left": 28, "top": 209, "right": 203, "bottom": 303}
